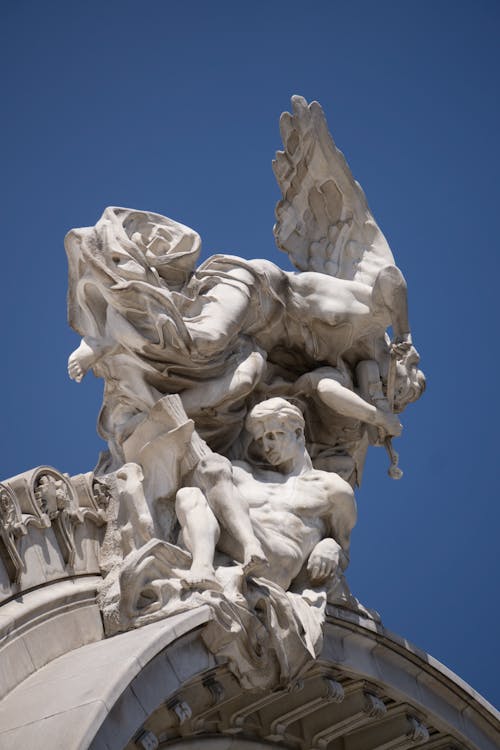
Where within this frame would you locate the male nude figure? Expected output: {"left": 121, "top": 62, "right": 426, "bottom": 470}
{"left": 175, "top": 397, "right": 357, "bottom": 592}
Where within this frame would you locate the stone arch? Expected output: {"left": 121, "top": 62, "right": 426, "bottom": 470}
{"left": 0, "top": 605, "right": 498, "bottom": 750}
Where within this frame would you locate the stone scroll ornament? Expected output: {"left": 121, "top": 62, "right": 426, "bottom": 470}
{"left": 66, "top": 96, "right": 425, "bottom": 690}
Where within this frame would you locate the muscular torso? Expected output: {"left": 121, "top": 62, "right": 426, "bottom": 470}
{"left": 186, "top": 259, "right": 388, "bottom": 366}
{"left": 230, "top": 464, "right": 347, "bottom": 589}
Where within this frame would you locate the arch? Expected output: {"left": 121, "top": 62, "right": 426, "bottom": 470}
{"left": 0, "top": 605, "right": 498, "bottom": 750}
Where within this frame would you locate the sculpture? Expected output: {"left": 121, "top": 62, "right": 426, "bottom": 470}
{"left": 177, "top": 397, "right": 356, "bottom": 591}
{"left": 66, "top": 96, "right": 424, "bottom": 688}
{"left": 98, "top": 395, "right": 358, "bottom": 688}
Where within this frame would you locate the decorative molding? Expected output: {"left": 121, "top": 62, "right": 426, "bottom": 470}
{"left": 69, "top": 471, "right": 110, "bottom": 527}
{"left": 364, "top": 691, "right": 388, "bottom": 718}
{"left": 0, "top": 466, "right": 112, "bottom": 589}
{"left": 406, "top": 714, "right": 430, "bottom": 743}
{"left": 0, "top": 482, "right": 27, "bottom": 584}
{"left": 32, "top": 469, "right": 83, "bottom": 567}
{"left": 324, "top": 676, "right": 345, "bottom": 703}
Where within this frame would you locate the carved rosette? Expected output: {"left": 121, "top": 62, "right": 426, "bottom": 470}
{"left": 32, "top": 468, "right": 84, "bottom": 567}
{"left": 0, "top": 482, "right": 27, "bottom": 584}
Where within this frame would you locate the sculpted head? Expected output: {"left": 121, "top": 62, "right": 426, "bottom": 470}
{"left": 394, "top": 347, "right": 426, "bottom": 413}
{"left": 245, "top": 398, "right": 305, "bottom": 468}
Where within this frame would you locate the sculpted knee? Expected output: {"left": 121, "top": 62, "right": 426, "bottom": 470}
{"left": 175, "top": 486, "right": 206, "bottom": 516}
{"left": 197, "top": 453, "right": 232, "bottom": 484}
{"left": 316, "top": 374, "right": 345, "bottom": 399}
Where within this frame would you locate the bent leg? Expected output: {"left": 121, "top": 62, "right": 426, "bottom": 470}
{"left": 181, "top": 341, "right": 266, "bottom": 414}
{"left": 175, "top": 486, "right": 221, "bottom": 588}
{"left": 193, "top": 453, "right": 267, "bottom": 574}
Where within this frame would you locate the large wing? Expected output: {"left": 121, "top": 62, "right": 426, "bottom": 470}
{"left": 273, "top": 96, "right": 394, "bottom": 286}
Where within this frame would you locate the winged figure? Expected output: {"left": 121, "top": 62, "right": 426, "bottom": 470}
{"left": 274, "top": 95, "right": 395, "bottom": 285}
{"left": 66, "top": 96, "right": 424, "bottom": 483}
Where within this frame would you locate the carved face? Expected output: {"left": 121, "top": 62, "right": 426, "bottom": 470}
{"left": 254, "top": 423, "right": 303, "bottom": 467}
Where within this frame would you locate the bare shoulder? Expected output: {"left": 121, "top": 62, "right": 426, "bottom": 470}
{"left": 319, "top": 471, "right": 356, "bottom": 529}
{"left": 301, "top": 467, "right": 353, "bottom": 498}
{"left": 320, "top": 470, "right": 354, "bottom": 498}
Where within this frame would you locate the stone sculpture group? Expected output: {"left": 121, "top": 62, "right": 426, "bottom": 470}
{"left": 64, "top": 96, "right": 424, "bottom": 689}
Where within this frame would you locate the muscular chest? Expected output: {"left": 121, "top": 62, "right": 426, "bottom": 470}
{"left": 240, "top": 473, "right": 331, "bottom": 516}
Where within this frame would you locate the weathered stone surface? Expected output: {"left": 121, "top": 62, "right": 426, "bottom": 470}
{"left": 0, "top": 468, "right": 107, "bottom": 604}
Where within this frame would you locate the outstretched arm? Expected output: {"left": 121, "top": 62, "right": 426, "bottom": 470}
{"left": 295, "top": 367, "right": 401, "bottom": 438}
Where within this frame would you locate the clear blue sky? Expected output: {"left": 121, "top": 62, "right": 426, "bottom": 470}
{"left": 1, "top": 1, "right": 499, "bottom": 707}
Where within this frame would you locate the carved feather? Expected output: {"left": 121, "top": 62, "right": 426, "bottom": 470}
{"left": 273, "top": 96, "right": 395, "bottom": 287}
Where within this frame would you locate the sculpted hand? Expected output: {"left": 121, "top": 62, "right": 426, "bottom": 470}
{"left": 375, "top": 409, "right": 402, "bottom": 438}
{"left": 307, "top": 538, "right": 342, "bottom": 585}
{"left": 390, "top": 333, "right": 412, "bottom": 358}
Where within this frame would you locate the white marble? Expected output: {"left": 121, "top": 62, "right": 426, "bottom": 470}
{"left": 4, "top": 95, "right": 500, "bottom": 750}
{"left": 58, "top": 96, "right": 428, "bottom": 685}
{"left": 0, "top": 96, "right": 430, "bottom": 726}
{"left": 177, "top": 397, "right": 355, "bottom": 593}
{"left": 66, "top": 101, "right": 424, "bottom": 485}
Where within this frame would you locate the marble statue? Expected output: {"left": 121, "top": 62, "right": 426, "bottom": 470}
{"left": 66, "top": 96, "right": 424, "bottom": 482}
{"left": 98, "top": 395, "right": 358, "bottom": 688}
{"left": 3, "top": 98, "right": 498, "bottom": 750}
{"left": 177, "top": 397, "right": 356, "bottom": 590}
{"left": 65, "top": 96, "right": 424, "bottom": 688}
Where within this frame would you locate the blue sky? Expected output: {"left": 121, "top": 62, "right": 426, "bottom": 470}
{"left": 1, "top": 1, "right": 499, "bottom": 707}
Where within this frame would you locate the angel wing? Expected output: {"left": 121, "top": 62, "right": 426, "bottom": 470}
{"left": 273, "top": 96, "right": 395, "bottom": 287}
